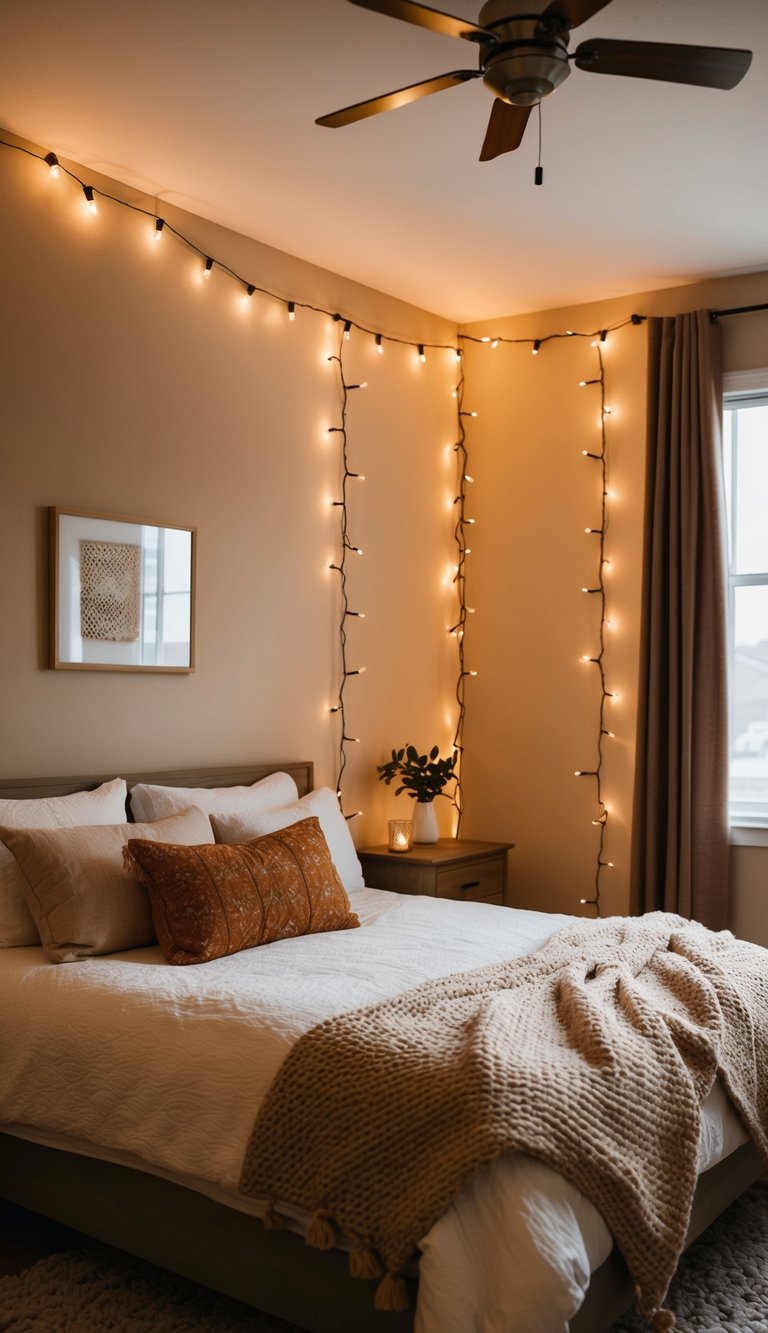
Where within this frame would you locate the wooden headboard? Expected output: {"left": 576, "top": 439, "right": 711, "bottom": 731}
{"left": 0, "top": 761, "right": 314, "bottom": 808}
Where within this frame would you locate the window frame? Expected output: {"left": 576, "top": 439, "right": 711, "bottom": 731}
{"left": 723, "top": 369, "right": 768, "bottom": 838}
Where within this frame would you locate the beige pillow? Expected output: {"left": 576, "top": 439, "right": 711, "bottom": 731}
{"left": 0, "top": 778, "right": 128, "bottom": 948}
{"left": 0, "top": 807, "right": 213, "bottom": 963}
{"left": 128, "top": 771, "right": 299, "bottom": 823}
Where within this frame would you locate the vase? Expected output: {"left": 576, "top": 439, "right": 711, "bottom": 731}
{"left": 412, "top": 800, "right": 439, "bottom": 844}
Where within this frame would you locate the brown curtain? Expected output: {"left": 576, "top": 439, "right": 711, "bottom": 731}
{"left": 630, "top": 310, "right": 730, "bottom": 930}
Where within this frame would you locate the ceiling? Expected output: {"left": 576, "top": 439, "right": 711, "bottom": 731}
{"left": 1, "top": 0, "right": 766, "bottom": 322}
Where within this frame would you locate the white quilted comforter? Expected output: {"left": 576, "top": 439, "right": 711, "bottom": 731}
{"left": 0, "top": 888, "right": 748, "bottom": 1333}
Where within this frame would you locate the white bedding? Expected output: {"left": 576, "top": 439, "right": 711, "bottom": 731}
{"left": 0, "top": 887, "right": 748, "bottom": 1333}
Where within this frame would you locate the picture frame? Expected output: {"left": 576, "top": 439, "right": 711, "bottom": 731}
{"left": 49, "top": 507, "right": 196, "bottom": 673}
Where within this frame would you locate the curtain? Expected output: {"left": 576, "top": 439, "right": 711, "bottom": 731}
{"left": 630, "top": 310, "right": 730, "bottom": 930}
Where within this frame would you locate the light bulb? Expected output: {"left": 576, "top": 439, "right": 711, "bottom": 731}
{"left": 344, "top": 320, "right": 351, "bottom": 340}
{"left": 418, "top": 344, "right": 426, "bottom": 363}
{"left": 288, "top": 302, "right": 295, "bottom": 321}
{"left": 203, "top": 256, "right": 213, "bottom": 279}
{"left": 83, "top": 185, "right": 97, "bottom": 214}
{"left": 154, "top": 218, "right": 165, "bottom": 241}
{"left": 45, "top": 152, "right": 60, "bottom": 179}
{"left": 375, "top": 334, "right": 383, "bottom": 353}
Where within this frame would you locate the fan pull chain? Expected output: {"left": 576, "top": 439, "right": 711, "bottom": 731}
{"left": 535, "top": 102, "right": 543, "bottom": 186}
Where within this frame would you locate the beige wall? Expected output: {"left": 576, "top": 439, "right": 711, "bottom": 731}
{"left": 0, "top": 133, "right": 459, "bottom": 846}
{"left": 1, "top": 128, "right": 766, "bottom": 939}
{"left": 461, "top": 274, "right": 768, "bottom": 940}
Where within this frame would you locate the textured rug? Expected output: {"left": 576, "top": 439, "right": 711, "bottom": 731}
{"left": 0, "top": 1183, "right": 766, "bottom": 1332}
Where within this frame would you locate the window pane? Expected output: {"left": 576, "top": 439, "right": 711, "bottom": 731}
{"left": 162, "top": 530, "right": 192, "bottom": 593}
{"left": 731, "top": 401, "right": 768, "bottom": 574}
{"left": 731, "top": 583, "right": 768, "bottom": 818}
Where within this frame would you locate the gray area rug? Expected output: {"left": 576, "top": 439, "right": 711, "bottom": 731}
{"left": 611, "top": 1181, "right": 768, "bottom": 1333}
{"left": 0, "top": 1183, "right": 766, "bottom": 1332}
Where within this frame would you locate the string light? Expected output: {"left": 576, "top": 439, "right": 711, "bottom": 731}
{"left": 203, "top": 256, "right": 213, "bottom": 280}
{"left": 575, "top": 335, "right": 618, "bottom": 917}
{"left": 44, "top": 152, "right": 60, "bottom": 179}
{"left": 243, "top": 283, "right": 256, "bottom": 302}
{"left": 154, "top": 218, "right": 165, "bottom": 241}
{"left": 448, "top": 336, "right": 475, "bottom": 836}
{"left": 326, "top": 327, "right": 368, "bottom": 820}
{"left": 532, "top": 339, "right": 541, "bottom": 356}
{"left": 375, "top": 334, "right": 383, "bottom": 354}
{"left": 6, "top": 139, "right": 643, "bottom": 370}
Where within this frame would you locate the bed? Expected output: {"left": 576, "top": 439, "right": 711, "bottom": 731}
{"left": 0, "top": 760, "right": 764, "bottom": 1333}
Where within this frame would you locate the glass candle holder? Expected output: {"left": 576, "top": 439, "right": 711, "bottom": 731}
{"left": 388, "top": 819, "right": 413, "bottom": 853}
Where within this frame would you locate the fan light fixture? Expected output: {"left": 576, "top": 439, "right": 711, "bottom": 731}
{"left": 316, "top": 0, "right": 752, "bottom": 171}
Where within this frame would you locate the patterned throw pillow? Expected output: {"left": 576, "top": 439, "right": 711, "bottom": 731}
{"left": 126, "top": 816, "right": 360, "bottom": 965}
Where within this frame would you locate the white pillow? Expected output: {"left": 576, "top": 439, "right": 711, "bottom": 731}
{"left": 211, "top": 787, "right": 365, "bottom": 895}
{"left": 128, "top": 771, "right": 299, "bottom": 824}
{"left": 0, "top": 778, "right": 128, "bottom": 948}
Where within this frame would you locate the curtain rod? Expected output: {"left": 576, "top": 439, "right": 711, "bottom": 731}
{"left": 710, "top": 302, "right": 768, "bottom": 322}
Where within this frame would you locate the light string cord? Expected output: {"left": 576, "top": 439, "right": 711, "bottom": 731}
{"left": 449, "top": 345, "right": 472, "bottom": 835}
{"left": 576, "top": 340, "right": 613, "bottom": 916}
{"left": 460, "top": 315, "right": 644, "bottom": 349}
{"left": 0, "top": 138, "right": 460, "bottom": 358}
{"left": 327, "top": 327, "right": 366, "bottom": 819}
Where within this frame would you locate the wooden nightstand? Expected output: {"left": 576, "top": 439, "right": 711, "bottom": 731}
{"left": 357, "top": 839, "right": 513, "bottom": 906}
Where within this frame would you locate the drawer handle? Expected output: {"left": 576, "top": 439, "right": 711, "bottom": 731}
{"left": 461, "top": 880, "right": 481, "bottom": 891}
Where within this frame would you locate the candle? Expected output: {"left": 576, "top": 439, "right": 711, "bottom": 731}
{"left": 388, "top": 819, "right": 413, "bottom": 853}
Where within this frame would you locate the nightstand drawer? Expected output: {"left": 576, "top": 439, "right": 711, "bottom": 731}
{"left": 435, "top": 860, "right": 504, "bottom": 903}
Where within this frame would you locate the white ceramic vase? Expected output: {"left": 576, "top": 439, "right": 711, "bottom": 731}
{"left": 412, "top": 800, "right": 439, "bottom": 844}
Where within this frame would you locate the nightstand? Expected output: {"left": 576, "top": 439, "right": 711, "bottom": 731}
{"left": 357, "top": 839, "right": 513, "bottom": 906}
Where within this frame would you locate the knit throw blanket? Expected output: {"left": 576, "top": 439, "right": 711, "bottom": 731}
{"left": 239, "top": 913, "right": 768, "bottom": 1330}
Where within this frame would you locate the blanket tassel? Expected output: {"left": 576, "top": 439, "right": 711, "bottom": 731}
{"left": 349, "top": 1245, "right": 383, "bottom": 1280}
{"left": 306, "top": 1208, "right": 336, "bottom": 1251}
{"left": 375, "top": 1271, "right": 410, "bottom": 1313}
{"left": 636, "top": 1285, "right": 675, "bottom": 1331}
{"left": 652, "top": 1312, "right": 675, "bottom": 1331}
{"left": 261, "top": 1203, "right": 284, "bottom": 1232}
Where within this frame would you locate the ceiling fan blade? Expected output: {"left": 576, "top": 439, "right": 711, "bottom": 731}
{"left": 575, "top": 39, "right": 752, "bottom": 89}
{"left": 316, "top": 70, "right": 480, "bottom": 128}
{"left": 479, "top": 100, "right": 532, "bottom": 160}
{"left": 540, "top": 0, "right": 614, "bottom": 30}
{"left": 348, "top": 0, "right": 493, "bottom": 44}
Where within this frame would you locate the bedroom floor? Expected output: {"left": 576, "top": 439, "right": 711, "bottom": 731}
{"left": 0, "top": 1199, "right": 91, "bottom": 1276}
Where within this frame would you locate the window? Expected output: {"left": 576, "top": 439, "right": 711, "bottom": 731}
{"left": 723, "top": 372, "right": 768, "bottom": 826}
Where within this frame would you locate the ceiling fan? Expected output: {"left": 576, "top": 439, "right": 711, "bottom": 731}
{"left": 316, "top": 0, "right": 752, "bottom": 162}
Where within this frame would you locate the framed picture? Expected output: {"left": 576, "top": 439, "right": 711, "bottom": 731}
{"left": 49, "top": 508, "right": 196, "bottom": 673}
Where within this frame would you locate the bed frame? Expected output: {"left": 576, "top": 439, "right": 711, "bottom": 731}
{"left": 0, "top": 762, "right": 763, "bottom": 1333}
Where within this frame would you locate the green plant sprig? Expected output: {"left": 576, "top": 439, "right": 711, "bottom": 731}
{"left": 376, "top": 745, "right": 457, "bottom": 803}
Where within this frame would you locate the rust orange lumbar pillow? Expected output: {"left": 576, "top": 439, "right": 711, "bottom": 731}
{"left": 126, "top": 816, "right": 360, "bottom": 965}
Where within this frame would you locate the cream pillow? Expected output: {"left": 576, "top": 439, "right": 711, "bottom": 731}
{"left": 129, "top": 771, "right": 299, "bottom": 823}
{"left": 0, "top": 807, "right": 213, "bottom": 963}
{"left": 0, "top": 778, "right": 128, "bottom": 948}
{"left": 211, "top": 786, "right": 365, "bottom": 895}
